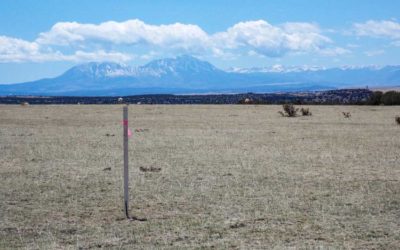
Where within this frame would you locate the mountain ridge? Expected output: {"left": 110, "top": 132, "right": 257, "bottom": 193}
{"left": 0, "top": 55, "right": 399, "bottom": 96}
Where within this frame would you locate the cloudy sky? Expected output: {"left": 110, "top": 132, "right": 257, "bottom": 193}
{"left": 0, "top": 0, "right": 400, "bottom": 83}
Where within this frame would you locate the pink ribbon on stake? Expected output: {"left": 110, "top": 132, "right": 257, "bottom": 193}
{"left": 122, "top": 119, "right": 132, "bottom": 138}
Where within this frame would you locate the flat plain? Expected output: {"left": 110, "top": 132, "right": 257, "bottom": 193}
{"left": 1, "top": 105, "right": 399, "bottom": 249}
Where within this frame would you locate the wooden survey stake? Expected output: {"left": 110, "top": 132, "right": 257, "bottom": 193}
{"left": 123, "top": 105, "right": 129, "bottom": 219}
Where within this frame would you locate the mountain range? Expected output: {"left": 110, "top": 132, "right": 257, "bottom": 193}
{"left": 0, "top": 55, "right": 399, "bottom": 96}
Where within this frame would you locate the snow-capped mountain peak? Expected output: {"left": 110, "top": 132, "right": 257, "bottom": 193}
{"left": 227, "top": 64, "right": 327, "bottom": 73}
{"left": 61, "top": 55, "right": 221, "bottom": 79}
{"left": 140, "top": 55, "right": 219, "bottom": 76}
{"left": 62, "top": 62, "right": 134, "bottom": 79}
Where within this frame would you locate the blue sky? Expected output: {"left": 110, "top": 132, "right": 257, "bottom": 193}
{"left": 0, "top": 0, "right": 400, "bottom": 83}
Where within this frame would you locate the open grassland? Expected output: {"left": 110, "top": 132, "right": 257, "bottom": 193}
{"left": 1, "top": 105, "right": 400, "bottom": 249}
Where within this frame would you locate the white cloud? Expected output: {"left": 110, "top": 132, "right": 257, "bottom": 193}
{"left": 0, "top": 36, "right": 40, "bottom": 62}
{"left": 212, "top": 20, "right": 332, "bottom": 57}
{"left": 36, "top": 19, "right": 211, "bottom": 52}
{"left": 354, "top": 20, "right": 400, "bottom": 40}
{"left": 37, "top": 19, "right": 337, "bottom": 57}
{"left": 0, "top": 36, "right": 132, "bottom": 63}
{"left": 0, "top": 19, "right": 346, "bottom": 63}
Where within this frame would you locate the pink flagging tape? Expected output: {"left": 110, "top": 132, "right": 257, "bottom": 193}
{"left": 122, "top": 120, "right": 132, "bottom": 138}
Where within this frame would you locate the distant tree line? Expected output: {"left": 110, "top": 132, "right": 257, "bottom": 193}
{"left": 367, "top": 91, "right": 400, "bottom": 105}
{"left": 1, "top": 89, "right": 400, "bottom": 105}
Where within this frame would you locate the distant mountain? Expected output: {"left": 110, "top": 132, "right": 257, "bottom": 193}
{"left": 0, "top": 55, "right": 399, "bottom": 96}
{"left": 227, "top": 65, "right": 326, "bottom": 73}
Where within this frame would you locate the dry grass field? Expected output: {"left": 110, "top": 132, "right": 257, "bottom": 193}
{"left": 1, "top": 105, "right": 400, "bottom": 249}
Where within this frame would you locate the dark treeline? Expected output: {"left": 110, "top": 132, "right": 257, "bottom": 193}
{"left": 1, "top": 89, "right": 399, "bottom": 105}
{"left": 367, "top": 91, "right": 400, "bottom": 105}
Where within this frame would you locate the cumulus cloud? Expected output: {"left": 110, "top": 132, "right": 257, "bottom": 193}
{"left": 212, "top": 20, "right": 332, "bottom": 57}
{"left": 0, "top": 36, "right": 132, "bottom": 63}
{"left": 36, "top": 19, "right": 211, "bottom": 52}
{"left": 354, "top": 20, "right": 400, "bottom": 40}
{"left": 0, "top": 19, "right": 346, "bottom": 63}
{"left": 0, "top": 36, "right": 40, "bottom": 62}
{"left": 36, "top": 19, "right": 337, "bottom": 57}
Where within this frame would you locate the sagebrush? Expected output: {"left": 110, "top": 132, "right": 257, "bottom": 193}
{"left": 278, "top": 104, "right": 298, "bottom": 117}
{"left": 300, "top": 108, "right": 312, "bottom": 116}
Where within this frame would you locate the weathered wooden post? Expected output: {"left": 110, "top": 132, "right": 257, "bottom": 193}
{"left": 123, "top": 105, "right": 130, "bottom": 219}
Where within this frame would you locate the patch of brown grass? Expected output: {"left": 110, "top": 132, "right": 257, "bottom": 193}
{"left": 1, "top": 105, "right": 400, "bottom": 249}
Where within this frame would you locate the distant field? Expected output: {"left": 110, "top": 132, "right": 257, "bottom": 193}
{"left": 1, "top": 105, "right": 400, "bottom": 249}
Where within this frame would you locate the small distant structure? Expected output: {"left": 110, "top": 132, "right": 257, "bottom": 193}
{"left": 118, "top": 97, "right": 124, "bottom": 104}
{"left": 244, "top": 98, "right": 253, "bottom": 104}
{"left": 238, "top": 98, "right": 255, "bottom": 104}
{"left": 20, "top": 102, "right": 29, "bottom": 106}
